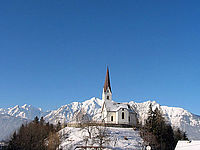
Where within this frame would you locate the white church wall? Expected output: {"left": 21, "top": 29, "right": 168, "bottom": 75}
{"left": 102, "top": 109, "right": 107, "bottom": 122}
{"left": 106, "top": 112, "right": 116, "bottom": 123}
{"left": 116, "top": 111, "right": 119, "bottom": 124}
{"left": 118, "top": 108, "right": 129, "bottom": 124}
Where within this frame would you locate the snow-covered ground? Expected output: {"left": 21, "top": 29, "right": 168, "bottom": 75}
{"left": 59, "top": 127, "right": 144, "bottom": 150}
{"left": 0, "top": 97, "right": 200, "bottom": 141}
{"left": 175, "top": 140, "right": 200, "bottom": 150}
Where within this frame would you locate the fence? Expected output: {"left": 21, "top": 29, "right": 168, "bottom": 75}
{"left": 66, "top": 122, "right": 134, "bottom": 128}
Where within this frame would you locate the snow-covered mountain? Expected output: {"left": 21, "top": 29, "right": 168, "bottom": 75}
{"left": 0, "top": 97, "right": 200, "bottom": 141}
{"left": 0, "top": 104, "right": 47, "bottom": 141}
{"left": 130, "top": 101, "right": 200, "bottom": 140}
{"left": 44, "top": 97, "right": 103, "bottom": 124}
{"left": 0, "top": 114, "right": 27, "bottom": 141}
{"left": 0, "top": 104, "right": 46, "bottom": 120}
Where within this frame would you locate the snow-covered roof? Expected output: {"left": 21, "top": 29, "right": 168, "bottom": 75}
{"left": 175, "top": 140, "right": 200, "bottom": 150}
{"left": 104, "top": 100, "right": 135, "bottom": 112}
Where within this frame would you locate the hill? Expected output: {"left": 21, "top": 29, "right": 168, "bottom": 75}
{"left": 59, "top": 127, "right": 143, "bottom": 150}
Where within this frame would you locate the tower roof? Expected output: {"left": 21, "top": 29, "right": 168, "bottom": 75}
{"left": 104, "top": 67, "right": 112, "bottom": 92}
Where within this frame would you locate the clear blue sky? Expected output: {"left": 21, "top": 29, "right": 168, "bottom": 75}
{"left": 1, "top": 1, "right": 200, "bottom": 114}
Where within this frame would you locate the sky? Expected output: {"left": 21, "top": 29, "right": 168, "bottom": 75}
{"left": 0, "top": 1, "right": 200, "bottom": 114}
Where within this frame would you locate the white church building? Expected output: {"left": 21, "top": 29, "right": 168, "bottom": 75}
{"left": 101, "top": 68, "right": 138, "bottom": 126}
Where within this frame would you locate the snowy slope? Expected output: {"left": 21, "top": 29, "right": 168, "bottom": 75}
{"left": 161, "top": 106, "right": 200, "bottom": 140}
{"left": 0, "top": 104, "right": 46, "bottom": 141}
{"left": 0, "top": 97, "right": 200, "bottom": 141}
{"left": 44, "top": 97, "right": 103, "bottom": 124}
{"left": 0, "top": 114, "right": 27, "bottom": 141}
{"left": 129, "top": 100, "right": 200, "bottom": 140}
{"left": 59, "top": 127, "right": 143, "bottom": 150}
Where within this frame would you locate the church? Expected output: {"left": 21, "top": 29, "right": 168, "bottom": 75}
{"left": 101, "top": 68, "right": 138, "bottom": 126}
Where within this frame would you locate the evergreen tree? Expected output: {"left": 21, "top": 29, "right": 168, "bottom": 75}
{"left": 145, "top": 104, "right": 155, "bottom": 132}
{"left": 174, "top": 128, "right": 189, "bottom": 145}
{"left": 56, "top": 121, "right": 62, "bottom": 131}
{"left": 141, "top": 105, "right": 187, "bottom": 150}
{"left": 40, "top": 117, "right": 45, "bottom": 125}
{"left": 183, "top": 132, "right": 188, "bottom": 140}
{"left": 34, "top": 116, "right": 39, "bottom": 124}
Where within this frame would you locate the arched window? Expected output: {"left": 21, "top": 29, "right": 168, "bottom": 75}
{"left": 122, "top": 112, "right": 124, "bottom": 119}
{"left": 107, "top": 96, "right": 109, "bottom": 100}
{"left": 111, "top": 116, "right": 113, "bottom": 121}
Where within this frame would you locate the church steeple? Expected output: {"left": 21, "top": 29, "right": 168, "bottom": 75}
{"left": 102, "top": 67, "right": 112, "bottom": 101}
{"left": 103, "top": 67, "right": 112, "bottom": 93}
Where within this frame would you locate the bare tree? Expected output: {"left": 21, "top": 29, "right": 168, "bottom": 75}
{"left": 47, "top": 132, "right": 60, "bottom": 150}
{"left": 92, "top": 122, "right": 110, "bottom": 149}
{"left": 72, "top": 110, "right": 112, "bottom": 149}
{"left": 78, "top": 121, "right": 111, "bottom": 149}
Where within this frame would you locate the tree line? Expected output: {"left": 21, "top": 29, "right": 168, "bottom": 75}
{"left": 7, "top": 116, "right": 61, "bottom": 150}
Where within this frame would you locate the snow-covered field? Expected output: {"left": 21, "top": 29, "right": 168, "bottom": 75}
{"left": 0, "top": 97, "right": 200, "bottom": 141}
{"left": 59, "top": 127, "right": 144, "bottom": 150}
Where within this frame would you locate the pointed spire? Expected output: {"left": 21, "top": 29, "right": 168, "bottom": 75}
{"left": 104, "top": 67, "right": 112, "bottom": 92}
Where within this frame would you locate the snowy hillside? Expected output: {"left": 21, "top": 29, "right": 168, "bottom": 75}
{"left": 0, "top": 97, "right": 200, "bottom": 141}
{"left": 44, "top": 97, "right": 103, "bottom": 124}
{"left": 59, "top": 127, "right": 143, "bottom": 150}
{"left": 0, "top": 104, "right": 47, "bottom": 141}
{"left": 130, "top": 101, "right": 200, "bottom": 140}
{"left": 0, "top": 114, "right": 27, "bottom": 141}
{"left": 161, "top": 106, "right": 200, "bottom": 140}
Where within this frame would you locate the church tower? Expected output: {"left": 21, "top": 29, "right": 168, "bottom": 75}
{"left": 102, "top": 67, "right": 112, "bottom": 101}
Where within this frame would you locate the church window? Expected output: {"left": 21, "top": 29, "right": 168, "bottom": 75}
{"left": 107, "top": 96, "right": 109, "bottom": 100}
{"left": 111, "top": 116, "right": 113, "bottom": 121}
{"left": 122, "top": 108, "right": 124, "bottom": 111}
{"left": 122, "top": 112, "right": 124, "bottom": 119}
{"left": 129, "top": 116, "right": 130, "bottom": 122}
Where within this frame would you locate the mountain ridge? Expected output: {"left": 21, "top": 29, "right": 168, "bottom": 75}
{"left": 0, "top": 97, "right": 200, "bottom": 141}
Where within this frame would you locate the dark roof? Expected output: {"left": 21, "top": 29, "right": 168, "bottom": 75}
{"left": 103, "top": 67, "right": 112, "bottom": 92}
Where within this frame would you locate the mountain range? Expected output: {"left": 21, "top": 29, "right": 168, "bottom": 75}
{"left": 0, "top": 97, "right": 200, "bottom": 141}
